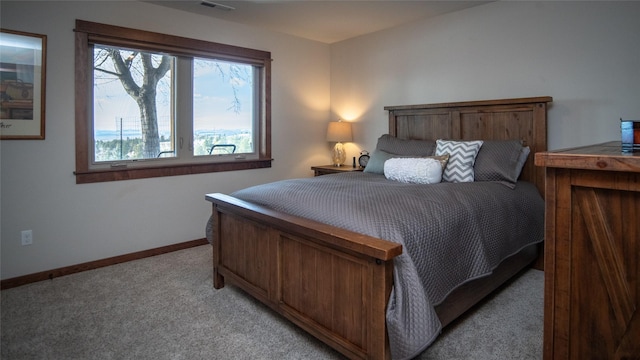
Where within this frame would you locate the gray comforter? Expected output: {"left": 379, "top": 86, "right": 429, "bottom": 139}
{"left": 221, "top": 172, "right": 544, "bottom": 359}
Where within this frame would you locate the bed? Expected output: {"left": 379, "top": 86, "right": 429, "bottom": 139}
{"left": 205, "top": 96, "right": 552, "bottom": 360}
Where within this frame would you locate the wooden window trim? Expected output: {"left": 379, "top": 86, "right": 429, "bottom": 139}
{"left": 74, "top": 20, "right": 272, "bottom": 184}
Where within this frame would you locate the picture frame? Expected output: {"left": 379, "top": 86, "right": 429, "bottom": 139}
{"left": 0, "top": 28, "right": 47, "bottom": 140}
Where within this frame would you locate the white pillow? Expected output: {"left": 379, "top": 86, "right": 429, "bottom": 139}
{"left": 436, "top": 139, "right": 484, "bottom": 183}
{"left": 384, "top": 158, "right": 443, "bottom": 184}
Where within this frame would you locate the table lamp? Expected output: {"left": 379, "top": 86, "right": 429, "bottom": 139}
{"left": 326, "top": 120, "right": 352, "bottom": 166}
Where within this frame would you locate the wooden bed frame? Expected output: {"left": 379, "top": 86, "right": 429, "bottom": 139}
{"left": 206, "top": 96, "right": 552, "bottom": 360}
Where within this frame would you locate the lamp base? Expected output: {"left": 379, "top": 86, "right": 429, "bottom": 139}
{"left": 331, "top": 142, "right": 347, "bottom": 166}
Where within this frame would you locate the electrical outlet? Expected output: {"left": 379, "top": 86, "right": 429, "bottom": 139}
{"left": 21, "top": 230, "right": 33, "bottom": 246}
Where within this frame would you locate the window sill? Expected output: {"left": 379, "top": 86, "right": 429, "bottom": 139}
{"left": 74, "top": 159, "right": 272, "bottom": 184}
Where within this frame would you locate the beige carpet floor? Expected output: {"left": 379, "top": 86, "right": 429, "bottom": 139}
{"left": 1, "top": 245, "right": 543, "bottom": 359}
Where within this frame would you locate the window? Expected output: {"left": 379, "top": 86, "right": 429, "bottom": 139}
{"left": 74, "top": 20, "right": 271, "bottom": 183}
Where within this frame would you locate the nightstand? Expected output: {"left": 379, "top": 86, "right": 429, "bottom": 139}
{"left": 311, "top": 165, "right": 363, "bottom": 176}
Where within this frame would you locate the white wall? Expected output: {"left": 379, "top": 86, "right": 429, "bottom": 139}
{"left": 0, "top": 1, "right": 331, "bottom": 279}
{"left": 331, "top": 1, "right": 640, "bottom": 155}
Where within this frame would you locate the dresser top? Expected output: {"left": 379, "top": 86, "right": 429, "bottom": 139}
{"left": 535, "top": 141, "right": 640, "bottom": 173}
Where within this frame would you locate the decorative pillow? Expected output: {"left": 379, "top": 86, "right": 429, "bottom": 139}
{"left": 363, "top": 149, "right": 449, "bottom": 175}
{"left": 375, "top": 134, "right": 436, "bottom": 156}
{"left": 435, "top": 139, "right": 483, "bottom": 183}
{"left": 514, "top": 146, "right": 531, "bottom": 179}
{"left": 363, "top": 149, "right": 397, "bottom": 174}
{"left": 384, "top": 158, "right": 444, "bottom": 184}
{"left": 474, "top": 140, "right": 524, "bottom": 189}
{"left": 426, "top": 154, "right": 449, "bottom": 170}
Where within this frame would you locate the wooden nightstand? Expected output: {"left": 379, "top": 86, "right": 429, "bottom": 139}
{"left": 311, "top": 165, "right": 363, "bottom": 176}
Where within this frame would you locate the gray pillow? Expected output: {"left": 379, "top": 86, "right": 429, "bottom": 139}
{"left": 473, "top": 140, "right": 525, "bottom": 188}
{"left": 363, "top": 149, "right": 397, "bottom": 174}
{"left": 514, "top": 146, "right": 531, "bottom": 179}
{"left": 375, "top": 134, "right": 436, "bottom": 156}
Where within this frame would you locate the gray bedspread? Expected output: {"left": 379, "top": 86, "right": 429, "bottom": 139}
{"left": 220, "top": 172, "right": 544, "bottom": 360}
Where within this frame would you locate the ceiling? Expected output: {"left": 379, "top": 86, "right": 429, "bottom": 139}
{"left": 146, "top": 1, "right": 490, "bottom": 44}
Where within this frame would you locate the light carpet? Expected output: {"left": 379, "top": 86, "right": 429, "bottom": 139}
{"left": 1, "top": 245, "right": 543, "bottom": 359}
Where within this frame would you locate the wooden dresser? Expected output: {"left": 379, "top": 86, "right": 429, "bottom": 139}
{"left": 535, "top": 141, "right": 640, "bottom": 359}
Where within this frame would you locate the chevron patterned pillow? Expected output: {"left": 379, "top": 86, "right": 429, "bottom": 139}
{"left": 435, "top": 139, "right": 484, "bottom": 183}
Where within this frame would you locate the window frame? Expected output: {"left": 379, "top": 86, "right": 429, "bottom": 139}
{"left": 74, "top": 20, "right": 272, "bottom": 184}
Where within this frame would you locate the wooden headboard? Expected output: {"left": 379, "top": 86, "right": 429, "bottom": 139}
{"left": 384, "top": 96, "right": 552, "bottom": 196}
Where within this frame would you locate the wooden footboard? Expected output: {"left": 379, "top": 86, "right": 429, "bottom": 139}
{"left": 207, "top": 193, "right": 402, "bottom": 360}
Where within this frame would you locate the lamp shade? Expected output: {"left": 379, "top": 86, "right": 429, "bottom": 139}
{"left": 326, "top": 121, "right": 353, "bottom": 142}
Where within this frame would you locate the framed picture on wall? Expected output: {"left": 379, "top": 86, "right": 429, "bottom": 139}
{"left": 0, "top": 28, "right": 47, "bottom": 140}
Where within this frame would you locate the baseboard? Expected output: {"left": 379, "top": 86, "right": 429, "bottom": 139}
{"left": 1, "top": 238, "right": 209, "bottom": 290}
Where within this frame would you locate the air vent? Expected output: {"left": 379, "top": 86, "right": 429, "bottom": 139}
{"left": 200, "top": 1, "right": 235, "bottom": 11}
